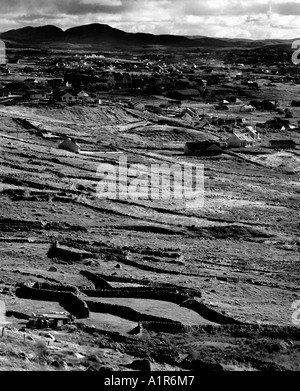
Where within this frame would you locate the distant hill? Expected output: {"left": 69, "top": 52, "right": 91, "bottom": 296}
{"left": 0, "top": 23, "right": 194, "bottom": 49}
{"left": 0, "top": 23, "right": 296, "bottom": 50}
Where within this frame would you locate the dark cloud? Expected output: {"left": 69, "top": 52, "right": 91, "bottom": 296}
{"left": 273, "top": 2, "right": 300, "bottom": 15}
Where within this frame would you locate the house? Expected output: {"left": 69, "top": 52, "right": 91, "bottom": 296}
{"left": 240, "top": 104, "right": 255, "bottom": 112}
{"left": 245, "top": 126, "right": 261, "bottom": 141}
{"left": 61, "top": 92, "right": 78, "bottom": 102}
{"left": 77, "top": 90, "right": 89, "bottom": 100}
{"left": 3, "top": 82, "right": 30, "bottom": 96}
{"left": 227, "top": 133, "right": 254, "bottom": 148}
{"left": 179, "top": 108, "right": 197, "bottom": 124}
{"left": 58, "top": 138, "right": 80, "bottom": 153}
{"left": 184, "top": 140, "right": 226, "bottom": 156}
{"left": 214, "top": 105, "right": 228, "bottom": 111}
{"left": 131, "top": 101, "right": 145, "bottom": 111}
{"left": 261, "top": 100, "right": 279, "bottom": 110}
{"left": 268, "top": 139, "right": 296, "bottom": 149}
{"left": 227, "top": 97, "right": 243, "bottom": 104}
{"left": 27, "top": 312, "right": 74, "bottom": 329}
{"left": 247, "top": 81, "right": 259, "bottom": 88}
{"left": 122, "top": 73, "right": 132, "bottom": 87}
{"left": 181, "top": 111, "right": 194, "bottom": 124}
{"left": 195, "top": 119, "right": 212, "bottom": 129}
{"left": 107, "top": 74, "right": 116, "bottom": 89}
{"left": 29, "top": 90, "right": 52, "bottom": 101}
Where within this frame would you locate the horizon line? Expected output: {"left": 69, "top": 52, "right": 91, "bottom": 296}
{"left": 0, "top": 23, "right": 298, "bottom": 42}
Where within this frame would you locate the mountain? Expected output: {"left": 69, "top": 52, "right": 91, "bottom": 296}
{"left": 0, "top": 23, "right": 195, "bottom": 49}
{"left": 0, "top": 25, "right": 64, "bottom": 43}
{"left": 0, "top": 23, "right": 295, "bottom": 50}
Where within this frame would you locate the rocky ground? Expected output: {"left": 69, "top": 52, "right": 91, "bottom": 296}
{"left": 0, "top": 99, "right": 300, "bottom": 371}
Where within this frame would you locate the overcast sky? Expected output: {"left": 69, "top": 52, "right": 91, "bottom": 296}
{"left": 0, "top": 0, "right": 300, "bottom": 39}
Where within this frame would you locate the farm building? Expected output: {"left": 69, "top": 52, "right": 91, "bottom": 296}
{"left": 184, "top": 140, "right": 226, "bottom": 156}
{"left": 227, "top": 133, "right": 254, "bottom": 148}
{"left": 268, "top": 140, "right": 296, "bottom": 149}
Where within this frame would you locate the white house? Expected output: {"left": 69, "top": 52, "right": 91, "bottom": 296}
{"left": 245, "top": 125, "right": 261, "bottom": 142}
{"left": 227, "top": 133, "right": 254, "bottom": 148}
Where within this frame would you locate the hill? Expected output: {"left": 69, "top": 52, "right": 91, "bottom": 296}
{"left": 0, "top": 23, "right": 295, "bottom": 50}
{"left": 0, "top": 23, "right": 195, "bottom": 49}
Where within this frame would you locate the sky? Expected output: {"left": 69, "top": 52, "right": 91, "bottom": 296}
{"left": 0, "top": 0, "right": 300, "bottom": 40}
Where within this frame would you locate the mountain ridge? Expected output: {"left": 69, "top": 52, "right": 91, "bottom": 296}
{"left": 0, "top": 23, "right": 295, "bottom": 50}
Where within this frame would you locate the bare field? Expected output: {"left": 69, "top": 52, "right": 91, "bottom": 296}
{"left": 0, "top": 102, "right": 300, "bottom": 371}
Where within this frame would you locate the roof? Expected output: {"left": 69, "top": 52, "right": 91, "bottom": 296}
{"left": 173, "top": 89, "right": 200, "bottom": 96}
{"left": 232, "top": 133, "right": 254, "bottom": 142}
{"left": 185, "top": 140, "right": 224, "bottom": 150}
{"left": 36, "top": 313, "right": 69, "bottom": 320}
{"left": 77, "top": 90, "right": 89, "bottom": 96}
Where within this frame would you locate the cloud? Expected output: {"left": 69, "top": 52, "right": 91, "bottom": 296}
{"left": 273, "top": 2, "right": 300, "bottom": 15}
{"left": 0, "top": 0, "right": 299, "bottom": 39}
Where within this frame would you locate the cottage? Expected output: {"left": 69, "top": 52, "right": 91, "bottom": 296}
{"left": 107, "top": 74, "right": 116, "bottom": 88}
{"left": 240, "top": 104, "right": 255, "bottom": 112}
{"left": 27, "top": 312, "right": 73, "bottom": 329}
{"left": 227, "top": 97, "right": 243, "bottom": 104}
{"left": 261, "top": 100, "right": 279, "bottom": 110}
{"left": 58, "top": 138, "right": 80, "bottom": 153}
{"left": 227, "top": 133, "right": 254, "bottom": 148}
{"left": 29, "top": 90, "right": 52, "bottom": 101}
{"left": 180, "top": 108, "right": 196, "bottom": 124}
{"left": 3, "top": 82, "right": 30, "bottom": 96}
{"left": 131, "top": 101, "right": 145, "bottom": 111}
{"left": 77, "top": 90, "right": 89, "bottom": 100}
{"left": 184, "top": 140, "right": 226, "bottom": 156}
{"left": 61, "top": 92, "right": 78, "bottom": 102}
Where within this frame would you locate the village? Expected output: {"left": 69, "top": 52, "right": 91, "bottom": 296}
{"left": 0, "top": 48, "right": 299, "bottom": 156}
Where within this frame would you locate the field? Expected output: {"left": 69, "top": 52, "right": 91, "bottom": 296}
{"left": 0, "top": 96, "right": 300, "bottom": 371}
